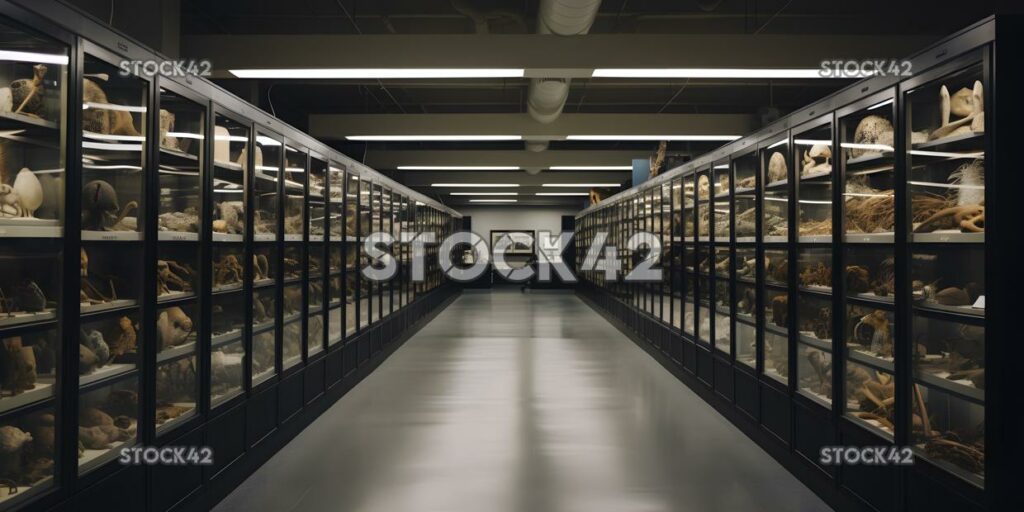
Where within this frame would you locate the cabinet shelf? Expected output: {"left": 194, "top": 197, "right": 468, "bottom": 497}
{"left": 0, "top": 377, "right": 56, "bottom": 415}
{"left": 157, "top": 341, "right": 197, "bottom": 363}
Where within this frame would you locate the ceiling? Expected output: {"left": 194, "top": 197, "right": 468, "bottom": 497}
{"left": 69, "top": 0, "right": 1003, "bottom": 207}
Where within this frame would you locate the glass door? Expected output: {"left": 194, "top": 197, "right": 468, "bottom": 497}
{"left": 154, "top": 85, "right": 204, "bottom": 433}
{"left": 733, "top": 152, "right": 758, "bottom": 368}
{"left": 208, "top": 110, "right": 248, "bottom": 407}
{"left": 306, "top": 155, "right": 326, "bottom": 357}
{"left": 905, "top": 59, "right": 986, "bottom": 485}
{"left": 251, "top": 130, "right": 281, "bottom": 385}
{"left": 326, "top": 162, "right": 345, "bottom": 346}
{"left": 281, "top": 144, "right": 305, "bottom": 370}
{"left": 712, "top": 161, "right": 733, "bottom": 356}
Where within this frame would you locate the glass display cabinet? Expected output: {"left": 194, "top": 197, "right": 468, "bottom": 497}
{"left": 281, "top": 144, "right": 305, "bottom": 370}
{"left": 251, "top": 130, "right": 281, "bottom": 386}
{"left": 904, "top": 56, "right": 986, "bottom": 486}
{"left": 307, "top": 155, "right": 327, "bottom": 357}
{"left": 840, "top": 92, "right": 898, "bottom": 438}
{"left": 793, "top": 118, "right": 835, "bottom": 408}
{"left": 209, "top": 109, "right": 249, "bottom": 407}
{"left": 75, "top": 46, "right": 146, "bottom": 474}
{"left": 154, "top": 85, "right": 204, "bottom": 434}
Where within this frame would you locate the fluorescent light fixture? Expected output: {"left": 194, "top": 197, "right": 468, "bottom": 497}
{"left": 83, "top": 132, "right": 145, "bottom": 142}
{"left": 167, "top": 131, "right": 203, "bottom": 140}
{"left": 908, "top": 150, "right": 983, "bottom": 159}
{"left": 431, "top": 183, "right": 519, "bottom": 188}
{"left": 868, "top": 99, "right": 894, "bottom": 110}
{"left": 0, "top": 50, "right": 69, "bottom": 65}
{"left": 83, "top": 141, "right": 143, "bottom": 152}
{"left": 542, "top": 183, "right": 619, "bottom": 188}
{"left": 794, "top": 139, "right": 832, "bottom": 146}
{"left": 594, "top": 68, "right": 829, "bottom": 79}
{"left": 767, "top": 139, "right": 788, "bottom": 149}
{"left": 398, "top": 165, "right": 520, "bottom": 171}
{"left": 229, "top": 68, "right": 524, "bottom": 79}
{"left": 841, "top": 142, "right": 894, "bottom": 152}
{"left": 449, "top": 192, "right": 518, "bottom": 196}
{"left": 83, "top": 102, "right": 146, "bottom": 113}
{"left": 566, "top": 135, "right": 740, "bottom": 142}
{"left": 469, "top": 199, "right": 517, "bottom": 203}
{"left": 548, "top": 165, "right": 632, "bottom": 171}
{"left": 536, "top": 192, "right": 589, "bottom": 196}
{"left": 348, "top": 135, "right": 522, "bottom": 142}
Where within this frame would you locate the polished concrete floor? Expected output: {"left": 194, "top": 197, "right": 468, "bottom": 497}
{"left": 215, "top": 289, "right": 832, "bottom": 512}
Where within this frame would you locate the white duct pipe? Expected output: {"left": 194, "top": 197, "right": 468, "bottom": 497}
{"left": 527, "top": 0, "right": 602, "bottom": 128}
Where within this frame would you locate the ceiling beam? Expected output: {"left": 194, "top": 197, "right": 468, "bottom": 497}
{"left": 184, "top": 33, "right": 936, "bottom": 79}
{"left": 364, "top": 149, "right": 654, "bottom": 170}
{"left": 310, "top": 113, "right": 755, "bottom": 140}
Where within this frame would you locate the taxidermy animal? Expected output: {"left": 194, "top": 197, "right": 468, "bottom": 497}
{"left": 79, "top": 407, "right": 114, "bottom": 427}
{"left": 0, "top": 426, "right": 33, "bottom": 476}
{"left": 30, "top": 336, "right": 55, "bottom": 374}
{"left": 156, "top": 259, "right": 194, "bottom": 295}
{"left": 854, "top": 310, "right": 893, "bottom": 357}
{"left": 931, "top": 81, "right": 984, "bottom": 141}
{"left": 10, "top": 64, "right": 47, "bottom": 118}
{"left": 1, "top": 337, "right": 37, "bottom": 395}
{"left": 82, "top": 77, "right": 141, "bottom": 136}
{"left": 79, "top": 425, "right": 130, "bottom": 450}
{"left": 81, "top": 180, "right": 138, "bottom": 231}
{"left": 159, "top": 109, "right": 178, "bottom": 150}
{"left": 253, "top": 253, "right": 270, "bottom": 281}
{"left": 108, "top": 316, "right": 137, "bottom": 359}
{"left": 80, "top": 329, "right": 110, "bottom": 366}
{"left": 156, "top": 307, "right": 193, "bottom": 351}
{"left": 105, "top": 389, "right": 138, "bottom": 417}
{"left": 80, "top": 248, "right": 119, "bottom": 304}
{"left": 771, "top": 295, "right": 788, "bottom": 328}
{"left": 767, "top": 152, "right": 787, "bottom": 182}
{"left": 850, "top": 115, "right": 894, "bottom": 158}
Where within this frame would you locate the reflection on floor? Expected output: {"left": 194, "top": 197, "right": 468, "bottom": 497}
{"left": 215, "top": 289, "right": 832, "bottom": 512}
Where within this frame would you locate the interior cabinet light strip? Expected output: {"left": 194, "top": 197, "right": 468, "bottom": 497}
{"left": 256, "top": 136, "right": 282, "bottom": 146}
{"left": 767, "top": 139, "right": 788, "bottom": 149}
{"left": 230, "top": 68, "right": 524, "bottom": 79}
{"left": 398, "top": 166, "right": 520, "bottom": 170}
{"left": 83, "top": 101, "right": 146, "bottom": 113}
{"left": 0, "top": 50, "right": 69, "bottom": 65}
{"left": 713, "top": 164, "right": 729, "bottom": 169}
{"left": 542, "top": 183, "right": 619, "bottom": 187}
{"left": 348, "top": 135, "right": 522, "bottom": 141}
{"left": 167, "top": 131, "right": 204, "bottom": 140}
{"left": 794, "top": 139, "right": 832, "bottom": 146}
{"left": 592, "top": 68, "right": 837, "bottom": 79}
{"left": 566, "top": 135, "right": 740, "bottom": 141}
{"left": 548, "top": 166, "right": 632, "bottom": 171}
{"left": 431, "top": 183, "right": 519, "bottom": 187}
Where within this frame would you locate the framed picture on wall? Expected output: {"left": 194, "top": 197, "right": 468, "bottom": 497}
{"left": 490, "top": 230, "right": 535, "bottom": 255}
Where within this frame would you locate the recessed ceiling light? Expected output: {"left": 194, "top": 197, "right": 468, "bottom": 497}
{"left": 566, "top": 135, "right": 740, "bottom": 141}
{"left": 229, "top": 68, "right": 525, "bottom": 79}
{"left": 431, "top": 183, "right": 520, "bottom": 187}
{"left": 542, "top": 183, "right": 619, "bottom": 188}
{"left": 536, "top": 192, "right": 590, "bottom": 196}
{"left": 548, "top": 165, "right": 633, "bottom": 171}
{"left": 449, "top": 192, "right": 518, "bottom": 196}
{"left": 398, "top": 166, "right": 521, "bottom": 171}
{"left": 469, "top": 199, "right": 518, "bottom": 203}
{"left": 347, "top": 135, "right": 522, "bottom": 142}
{"left": 593, "top": 68, "right": 833, "bottom": 79}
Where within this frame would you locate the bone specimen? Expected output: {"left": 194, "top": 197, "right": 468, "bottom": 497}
{"left": 10, "top": 64, "right": 47, "bottom": 118}
{"left": 156, "top": 307, "right": 193, "bottom": 351}
{"left": 799, "top": 262, "right": 831, "bottom": 288}
{"left": 805, "top": 348, "right": 831, "bottom": 396}
{"left": 853, "top": 309, "right": 893, "bottom": 358}
{"left": 80, "top": 248, "right": 119, "bottom": 304}
{"left": 159, "top": 208, "right": 199, "bottom": 233}
{"left": 801, "top": 145, "right": 832, "bottom": 175}
{"left": 697, "top": 174, "right": 710, "bottom": 201}
{"left": 253, "top": 254, "right": 270, "bottom": 281}
{"left": 850, "top": 115, "right": 894, "bottom": 159}
{"left": 82, "top": 78, "right": 141, "bottom": 136}
{"left": 82, "top": 180, "right": 138, "bottom": 231}
{"left": 844, "top": 176, "right": 894, "bottom": 233}
{"left": 81, "top": 329, "right": 110, "bottom": 367}
{"left": 214, "top": 125, "right": 231, "bottom": 163}
{"left": 930, "top": 81, "right": 984, "bottom": 141}
{"left": 156, "top": 259, "right": 194, "bottom": 296}
{"left": 767, "top": 152, "right": 787, "bottom": 183}
{"left": 159, "top": 109, "right": 178, "bottom": 150}
{"left": 213, "top": 201, "right": 244, "bottom": 234}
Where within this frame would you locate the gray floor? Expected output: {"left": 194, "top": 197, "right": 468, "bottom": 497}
{"left": 215, "top": 289, "right": 832, "bottom": 512}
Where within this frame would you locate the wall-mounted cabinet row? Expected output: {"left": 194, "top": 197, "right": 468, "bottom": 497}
{"left": 575, "top": 16, "right": 1016, "bottom": 512}
{"left": 0, "top": 2, "right": 460, "bottom": 510}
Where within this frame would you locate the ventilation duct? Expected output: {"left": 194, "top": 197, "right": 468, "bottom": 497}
{"left": 527, "top": 0, "right": 602, "bottom": 129}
